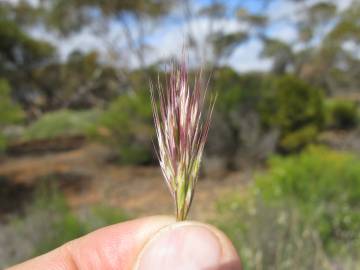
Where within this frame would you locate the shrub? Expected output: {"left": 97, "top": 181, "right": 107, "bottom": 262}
{"left": 0, "top": 79, "right": 24, "bottom": 125}
{"left": 215, "top": 147, "right": 360, "bottom": 269}
{"left": 94, "top": 91, "right": 154, "bottom": 164}
{"left": 216, "top": 196, "right": 336, "bottom": 270}
{"left": 210, "top": 72, "right": 325, "bottom": 160}
{"left": 0, "top": 184, "right": 130, "bottom": 267}
{"left": 208, "top": 69, "right": 278, "bottom": 167}
{"left": 279, "top": 125, "right": 318, "bottom": 151}
{"left": 0, "top": 134, "right": 6, "bottom": 152}
{"left": 213, "top": 68, "right": 274, "bottom": 114}
{"left": 325, "top": 99, "right": 358, "bottom": 130}
{"left": 29, "top": 187, "right": 87, "bottom": 255}
{"left": 0, "top": 79, "right": 24, "bottom": 151}
{"left": 32, "top": 187, "right": 129, "bottom": 256}
{"left": 255, "top": 146, "right": 360, "bottom": 251}
{"left": 271, "top": 76, "right": 324, "bottom": 151}
{"left": 23, "top": 109, "right": 99, "bottom": 140}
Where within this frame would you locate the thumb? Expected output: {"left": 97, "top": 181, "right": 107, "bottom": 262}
{"left": 134, "top": 221, "right": 241, "bottom": 270}
{"left": 8, "top": 216, "right": 241, "bottom": 270}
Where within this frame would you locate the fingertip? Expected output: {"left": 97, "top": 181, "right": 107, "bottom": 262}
{"left": 199, "top": 222, "right": 241, "bottom": 268}
{"left": 134, "top": 221, "right": 241, "bottom": 270}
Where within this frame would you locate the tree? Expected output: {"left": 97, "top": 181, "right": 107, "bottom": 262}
{"left": 32, "top": 51, "right": 121, "bottom": 110}
{"left": 272, "top": 75, "right": 324, "bottom": 152}
{"left": 11, "top": 0, "right": 175, "bottom": 68}
{"left": 0, "top": 4, "right": 55, "bottom": 111}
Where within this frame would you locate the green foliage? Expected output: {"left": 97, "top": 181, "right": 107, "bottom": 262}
{"left": 37, "top": 0, "right": 173, "bottom": 35}
{"left": 0, "top": 19, "right": 54, "bottom": 67}
{"left": 29, "top": 188, "right": 86, "bottom": 255}
{"left": 213, "top": 68, "right": 276, "bottom": 129}
{"left": 32, "top": 51, "right": 121, "bottom": 109}
{"left": 279, "top": 125, "right": 318, "bottom": 151}
{"left": 273, "top": 76, "right": 324, "bottom": 130}
{"left": 8, "top": 184, "right": 130, "bottom": 258}
{"left": 212, "top": 68, "right": 242, "bottom": 112}
{"left": 0, "top": 79, "right": 24, "bottom": 151}
{"left": 212, "top": 31, "right": 248, "bottom": 57}
{"left": 0, "top": 79, "right": 24, "bottom": 126}
{"left": 236, "top": 8, "right": 267, "bottom": 27}
{"left": 325, "top": 99, "right": 358, "bottom": 130}
{"left": 261, "top": 38, "right": 293, "bottom": 74}
{"left": 23, "top": 109, "right": 99, "bottom": 140}
{"left": 0, "top": 16, "right": 55, "bottom": 109}
{"left": 216, "top": 196, "right": 337, "bottom": 270}
{"left": 213, "top": 68, "right": 273, "bottom": 113}
{"left": 298, "top": 2, "right": 337, "bottom": 42}
{"left": 94, "top": 91, "right": 154, "bottom": 164}
{"left": 271, "top": 76, "right": 324, "bottom": 151}
{"left": 0, "top": 134, "right": 6, "bottom": 152}
{"left": 256, "top": 147, "right": 360, "bottom": 250}
{"left": 207, "top": 68, "right": 278, "bottom": 165}
{"left": 215, "top": 147, "right": 360, "bottom": 269}
{"left": 33, "top": 198, "right": 129, "bottom": 256}
{"left": 326, "top": 2, "right": 360, "bottom": 44}
{"left": 198, "top": 3, "right": 226, "bottom": 17}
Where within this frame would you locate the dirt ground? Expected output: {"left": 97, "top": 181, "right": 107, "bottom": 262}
{"left": 0, "top": 143, "right": 250, "bottom": 221}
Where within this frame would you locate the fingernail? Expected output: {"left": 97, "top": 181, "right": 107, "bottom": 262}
{"left": 135, "top": 223, "right": 222, "bottom": 270}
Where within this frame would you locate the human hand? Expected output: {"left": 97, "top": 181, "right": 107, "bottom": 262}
{"left": 8, "top": 216, "right": 241, "bottom": 270}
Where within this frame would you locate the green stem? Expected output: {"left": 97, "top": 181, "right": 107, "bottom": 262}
{"left": 176, "top": 179, "right": 188, "bottom": 221}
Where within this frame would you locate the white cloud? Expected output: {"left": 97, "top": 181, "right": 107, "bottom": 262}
{"left": 144, "top": 16, "right": 247, "bottom": 67}
{"left": 27, "top": 13, "right": 272, "bottom": 73}
{"left": 266, "top": 22, "right": 298, "bottom": 43}
{"left": 25, "top": 0, "right": 353, "bottom": 72}
{"left": 336, "top": 0, "right": 353, "bottom": 11}
{"left": 227, "top": 38, "right": 272, "bottom": 72}
{"left": 265, "top": 0, "right": 302, "bottom": 22}
{"left": 1, "top": 0, "right": 39, "bottom": 7}
{"left": 343, "top": 40, "right": 360, "bottom": 60}
{"left": 29, "top": 26, "right": 109, "bottom": 61}
{"left": 265, "top": 0, "right": 353, "bottom": 24}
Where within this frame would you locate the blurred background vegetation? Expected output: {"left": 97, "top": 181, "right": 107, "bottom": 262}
{"left": 0, "top": 0, "right": 359, "bottom": 269}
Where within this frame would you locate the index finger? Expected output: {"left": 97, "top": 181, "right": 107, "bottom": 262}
{"left": 8, "top": 216, "right": 174, "bottom": 270}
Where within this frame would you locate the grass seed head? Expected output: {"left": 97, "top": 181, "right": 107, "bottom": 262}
{"left": 150, "top": 60, "right": 215, "bottom": 221}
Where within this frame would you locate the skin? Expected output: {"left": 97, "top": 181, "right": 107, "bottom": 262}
{"left": 7, "top": 216, "right": 241, "bottom": 270}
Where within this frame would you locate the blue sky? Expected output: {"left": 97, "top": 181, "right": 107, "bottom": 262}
{"left": 196, "top": 0, "right": 266, "bottom": 14}
{"left": 23, "top": 0, "right": 353, "bottom": 72}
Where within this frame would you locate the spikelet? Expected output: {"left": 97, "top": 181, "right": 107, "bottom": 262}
{"left": 150, "top": 61, "right": 215, "bottom": 221}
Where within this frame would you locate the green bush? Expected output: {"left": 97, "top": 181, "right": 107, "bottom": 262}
{"left": 271, "top": 76, "right": 324, "bottom": 151}
{"left": 94, "top": 91, "right": 154, "bottom": 164}
{"left": 213, "top": 68, "right": 274, "bottom": 114}
{"left": 0, "top": 79, "right": 24, "bottom": 151}
{"left": 0, "top": 134, "right": 6, "bottom": 152}
{"left": 2, "top": 184, "right": 130, "bottom": 266}
{"left": 215, "top": 147, "right": 360, "bottom": 269}
{"left": 32, "top": 191, "right": 130, "bottom": 255}
{"left": 325, "top": 99, "right": 358, "bottom": 130}
{"left": 29, "top": 188, "right": 87, "bottom": 255}
{"left": 279, "top": 125, "right": 318, "bottom": 151}
{"left": 255, "top": 146, "right": 360, "bottom": 250}
{"left": 23, "top": 109, "right": 99, "bottom": 140}
{"left": 0, "top": 79, "right": 24, "bottom": 125}
{"left": 216, "top": 196, "right": 336, "bottom": 270}
{"left": 210, "top": 72, "right": 325, "bottom": 158}
{"left": 208, "top": 68, "right": 278, "bottom": 166}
